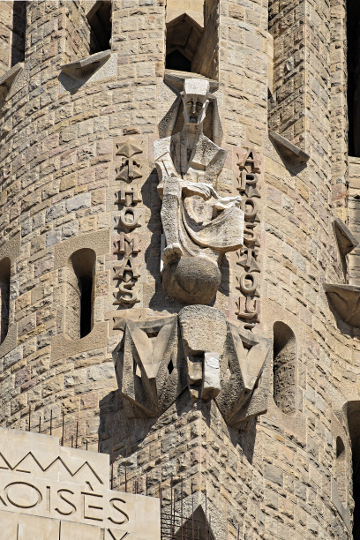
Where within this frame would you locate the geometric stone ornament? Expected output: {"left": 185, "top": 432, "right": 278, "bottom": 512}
{"left": 61, "top": 50, "right": 111, "bottom": 80}
{"left": 113, "top": 316, "right": 187, "bottom": 418}
{"left": 0, "top": 62, "right": 24, "bottom": 108}
{"left": 216, "top": 323, "right": 271, "bottom": 428}
{"left": 323, "top": 221, "right": 360, "bottom": 328}
{"left": 59, "top": 51, "right": 116, "bottom": 94}
{"left": 323, "top": 283, "right": 360, "bottom": 329}
{"left": 113, "top": 306, "right": 271, "bottom": 427}
{"left": 332, "top": 217, "right": 358, "bottom": 259}
{"left": 178, "top": 305, "right": 227, "bottom": 403}
{"left": 269, "top": 130, "right": 310, "bottom": 167}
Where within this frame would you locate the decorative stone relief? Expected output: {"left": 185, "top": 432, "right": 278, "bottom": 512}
{"left": 113, "top": 316, "right": 187, "bottom": 418}
{"left": 324, "top": 219, "right": 360, "bottom": 329}
{"left": 115, "top": 140, "right": 143, "bottom": 182}
{"left": 154, "top": 77, "right": 244, "bottom": 305}
{"left": 113, "top": 139, "right": 144, "bottom": 307}
{"left": 59, "top": 51, "right": 116, "bottom": 94}
{"left": 179, "top": 305, "right": 227, "bottom": 402}
{"left": 0, "top": 427, "right": 160, "bottom": 540}
{"left": 113, "top": 306, "right": 271, "bottom": 427}
{"left": 216, "top": 322, "right": 271, "bottom": 428}
{"left": 235, "top": 149, "right": 262, "bottom": 329}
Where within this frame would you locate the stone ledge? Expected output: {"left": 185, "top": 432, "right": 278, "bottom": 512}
{"left": 333, "top": 218, "right": 358, "bottom": 258}
{"left": 59, "top": 52, "right": 116, "bottom": 94}
{"left": 51, "top": 321, "right": 108, "bottom": 362}
{"left": 324, "top": 283, "right": 360, "bottom": 328}
{"left": 61, "top": 50, "right": 111, "bottom": 80}
{"left": 0, "top": 63, "right": 23, "bottom": 106}
{"left": 269, "top": 130, "right": 310, "bottom": 166}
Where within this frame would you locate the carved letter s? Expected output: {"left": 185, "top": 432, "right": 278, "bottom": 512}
{"left": 108, "top": 497, "right": 129, "bottom": 525}
{"left": 55, "top": 489, "right": 76, "bottom": 516}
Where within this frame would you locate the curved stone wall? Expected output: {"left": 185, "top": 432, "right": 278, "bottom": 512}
{"left": 0, "top": 1, "right": 358, "bottom": 540}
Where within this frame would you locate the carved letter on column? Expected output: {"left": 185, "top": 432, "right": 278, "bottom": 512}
{"left": 235, "top": 148, "right": 262, "bottom": 328}
{"left": 115, "top": 139, "right": 143, "bottom": 182}
{"left": 113, "top": 138, "right": 143, "bottom": 307}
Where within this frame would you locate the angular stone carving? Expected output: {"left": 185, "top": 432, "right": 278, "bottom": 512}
{"left": 154, "top": 78, "right": 244, "bottom": 305}
{"left": 333, "top": 218, "right": 359, "bottom": 259}
{"left": 323, "top": 219, "right": 360, "bottom": 328}
{"left": 324, "top": 283, "right": 360, "bottom": 328}
{"left": 61, "top": 50, "right": 111, "bottom": 80}
{"left": 114, "top": 307, "right": 271, "bottom": 427}
{"left": 0, "top": 63, "right": 24, "bottom": 108}
{"left": 216, "top": 324, "right": 271, "bottom": 428}
{"left": 179, "top": 305, "right": 227, "bottom": 402}
{"left": 269, "top": 130, "right": 310, "bottom": 167}
{"left": 113, "top": 316, "right": 187, "bottom": 418}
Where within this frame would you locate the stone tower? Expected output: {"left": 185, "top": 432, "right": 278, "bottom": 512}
{"left": 0, "top": 0, "right": 360, "bottom": 539}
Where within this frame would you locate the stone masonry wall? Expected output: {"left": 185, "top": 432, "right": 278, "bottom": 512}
{"left": 0, "top": 1, "right": 359, "bottom": 540}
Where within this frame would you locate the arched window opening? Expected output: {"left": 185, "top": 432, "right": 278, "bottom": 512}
{"left": 166, "top": 15, "right": 204, "bottom": 73}
{"left": 87, "top": 1, "right": 112, "bottom": 54}
{"left": 348, "top": 402, "right": 360, "bottom": 539}
{"left": 0, "top": 258, "right": 10, "bottom": 345}
{"left": 11, "top": 1, "right": 27, "bottom": 66}
{"left": 273, "top": 322, "right": 296, "bottom": 414}
{"left": 347, "top": 0, "right": 360, "bottom": 156}
{"left": 165, "top": 0, "right": 219, "bottom": 79}
{"left": 70, "top": 249, "right": 96, "bottom": 339}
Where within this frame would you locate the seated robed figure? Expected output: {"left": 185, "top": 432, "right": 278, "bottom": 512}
{"left": 154, "top": 78, "right": 244, "bottom": 268}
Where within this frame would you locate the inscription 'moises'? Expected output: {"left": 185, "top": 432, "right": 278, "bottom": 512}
{"left": 0, "top": 477, "right": 130, "bottom": 529}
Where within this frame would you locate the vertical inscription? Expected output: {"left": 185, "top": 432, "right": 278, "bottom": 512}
{"left": 113, "top": 139, "right": 143, "bottom": 306}
{"left": 235, "top": 149, "right": 262, "bottom": 328}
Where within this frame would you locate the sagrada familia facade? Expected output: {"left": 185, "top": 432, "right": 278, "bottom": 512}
{"left": 0, "top": 0, "right": 359, "bottom": 538}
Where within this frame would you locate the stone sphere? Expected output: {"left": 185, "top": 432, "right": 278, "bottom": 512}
{"left": 162, "top": 257, "right": 221, "bottom": 305}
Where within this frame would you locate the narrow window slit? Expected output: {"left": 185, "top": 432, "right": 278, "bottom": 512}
{"left": 0, "top": 258, "right": 10, "bottom": 345}
{"left": 68, "top": 249, "right": 96, "bottom": 340}
{"left": 11, "top": 1, "right": 27, "bottom": 66}
{"left": 87, "top": 1, "right": 112, "bottom": 54}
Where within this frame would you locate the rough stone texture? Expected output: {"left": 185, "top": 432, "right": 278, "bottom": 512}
{"left": 0, "top": 1, "right": 359, "bottom": 539}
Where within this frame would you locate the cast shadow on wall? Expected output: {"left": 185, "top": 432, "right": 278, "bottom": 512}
{"left": 98, "top": 388, "right": 258, "bottom": 469}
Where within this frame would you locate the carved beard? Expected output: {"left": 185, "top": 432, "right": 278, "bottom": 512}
{"left": 185, "top": 122, "right": 202, "bottom": 134}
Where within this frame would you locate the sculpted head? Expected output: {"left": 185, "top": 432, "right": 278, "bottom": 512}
{"left": 182, "top": 79, "right": 211, "bottom": 129}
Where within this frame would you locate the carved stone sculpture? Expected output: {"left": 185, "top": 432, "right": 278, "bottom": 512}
{"left": 216, "top": 323, "right": 271, "bottom": 428}
{"left": 179, "top": 305, "right": 227, "bottom": 402}
{"left": 113, "top": 316, "right": 187, "bottom": 418}
{"left": 154, "top": 78, "right": 244, "bottom": 305}
{"left": 113, "top": 306, "right": 271, "bottom": 428}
